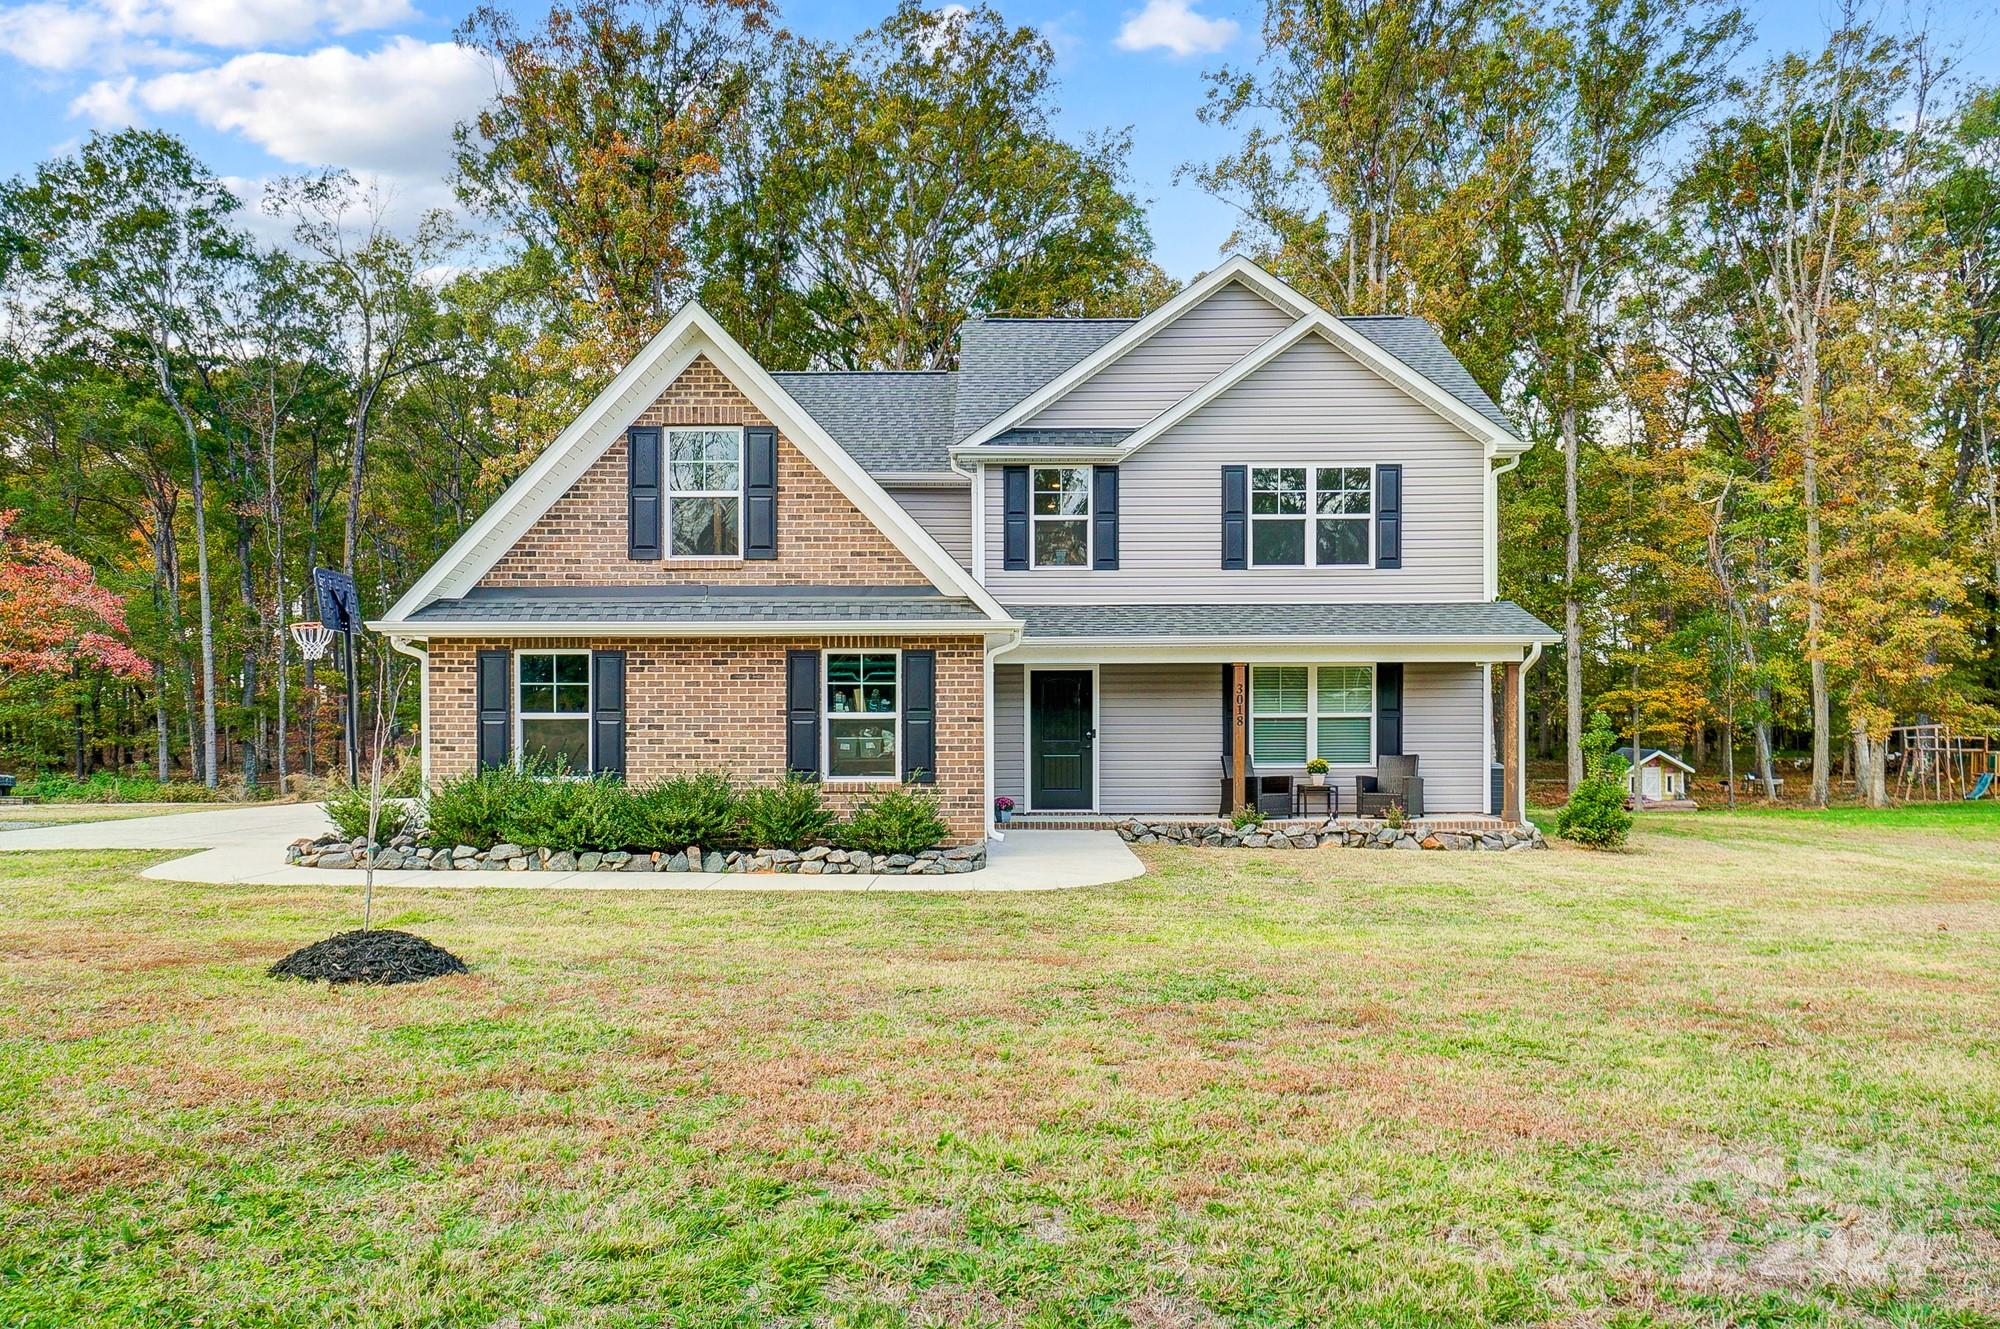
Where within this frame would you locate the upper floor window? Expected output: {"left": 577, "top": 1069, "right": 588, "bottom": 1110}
{"left": 1250, "top": 664, "right": 1374, "bottom": 767}
{"left": 518, "top": 650, "right": 591, "bottom": 772}
{"left": 824, "top": 650, "right": 899, "bottom": 780}
{"left": 668, "top": 427, "right": 742, "bottom": 557}
{"left": 1032, "top": 466, "right": 1091, "bottom": 567}
{"left": 1250, "top": 465, "right": 1372, "bottom": 567}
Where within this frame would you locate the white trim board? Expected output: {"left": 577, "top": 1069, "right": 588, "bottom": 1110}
{"left": 366, "top": 617, "right": 1023, "bottom": 639}
{"left": 382, "top": 302, "right": 1013, "bottom": 627}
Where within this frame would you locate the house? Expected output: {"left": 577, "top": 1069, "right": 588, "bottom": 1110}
{"left": 1620, "top": 747, "right": 1695, "bottom": 806}
{"left": 371, "top": 257, "right": 1559, "bottom": 845}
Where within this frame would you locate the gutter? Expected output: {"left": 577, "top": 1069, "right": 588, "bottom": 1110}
{"left": 366, "top": 618, "right": 1025, "bottom": 638}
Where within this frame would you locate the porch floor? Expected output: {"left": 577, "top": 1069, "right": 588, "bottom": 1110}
{"left": 1007, "top": 812, "right": 1521, "bottom": 833}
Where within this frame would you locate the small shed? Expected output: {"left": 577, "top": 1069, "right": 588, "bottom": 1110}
{"left": 1619, "top": 747, "right": 1695, "bottom": 804}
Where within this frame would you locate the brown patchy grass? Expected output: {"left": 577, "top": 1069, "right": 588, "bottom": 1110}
{"left": 1, "top": 809, "right": 1998, "bottom": 1326}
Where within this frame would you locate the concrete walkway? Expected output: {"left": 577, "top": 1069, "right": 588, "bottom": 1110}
{"left": 0, "top": 803, "right": 1143, "bottom": 893}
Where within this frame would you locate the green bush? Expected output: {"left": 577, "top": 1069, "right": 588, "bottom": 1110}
{"left": 1229, "top": 805, "right": 1265, "bottom": 830}
{"left": 623, "top": 772, "right": 742, "bottom": 849}
{"left": 16, "top": 772, "right": 228, "bottom": 804}
{"left": 500, "top": 770, "right": 630, "bottom": 853}
{"left": 421, "top": 764, "right": 540, "bottom": 849}
{"left": 836, "top": 786, "right": 949, "bottom": 856}
{"left": 322, "top": 782, "right": 413, "bottom": 842}
{"left": 738, "top": 776, "right": 836, "bottom": 849}
{"left": 1555, "top": 712, "right": 1633, "bottom": 849}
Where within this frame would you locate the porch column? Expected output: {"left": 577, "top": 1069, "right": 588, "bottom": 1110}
{"left": 1230, "top": 662, "right": 1248, "bottom": 812}
{"left": 1500, "top": 659, "right": 1523, "bottom": 823}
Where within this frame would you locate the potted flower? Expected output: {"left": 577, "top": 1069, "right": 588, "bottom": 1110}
{"left": 994, "top": 795, "right": 1015, "bottom": 824}
{"left": 1305, "top": 756, "right": 1329, "bottom": 787}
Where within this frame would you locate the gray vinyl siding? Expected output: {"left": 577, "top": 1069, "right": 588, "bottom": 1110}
{"left": 1403, "top": 663, "right": 1489, "bottom": 813}
{"left": 984, "top": 333, "right": 1488, "bottom": 602}
{"left": 1098, "top": 664, "right": 1221, "bottom": 815}
{"left": 994, "top": 664, "right": 1024, "bottom": 803}
{"left": 886, "top": 482, "right": 972, "bottom": 569}
{"left": 1021, "top": 281, "right": 1295, "bottom": 431}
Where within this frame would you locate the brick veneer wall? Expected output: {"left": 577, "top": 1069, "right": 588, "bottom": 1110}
{"left": 426, "top": 634, "right": 988, "bottom": 845}
{"left": 481, "top": 356, "right": 926, "bottom": 588}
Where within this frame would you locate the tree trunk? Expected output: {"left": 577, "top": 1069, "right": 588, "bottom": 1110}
{"left": 1801, "top": 370, "right": 1830, "bottom": 807}
{"left": 1562, "top": 399, "right": 1584, "bottom": 789}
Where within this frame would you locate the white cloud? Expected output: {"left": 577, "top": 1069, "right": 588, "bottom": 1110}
{"left": 0, "top": 0, "right": 413, "bottom": 73}
{"left": 89, "top": 37, "right": 494, "bottom": 178}
{"left": 1114, "top": 0, "right": 1238, "bottom": 58}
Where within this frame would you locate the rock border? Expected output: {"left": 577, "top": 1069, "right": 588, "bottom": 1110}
{"left": 286, "top": 833, "right": 987, "bottom": 875}
{"left": 1118, "top": 817, "right": 1544, "bottom": 852}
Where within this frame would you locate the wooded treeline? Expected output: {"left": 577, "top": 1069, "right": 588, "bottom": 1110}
{"left": 2, "top": 0, "right": 1997, "bottom": 805}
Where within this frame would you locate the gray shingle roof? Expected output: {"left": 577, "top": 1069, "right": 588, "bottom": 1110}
{"left": 1338, "top": 316, "right": 1517, "bottom": 438}
{"left": 952, "top": 318, "right": 1133, "bottom": 440}
{"left": 1014, "top": 601, "right": 1558, "bottom": 640}
{"left": 984, "top": 427, "right": 1134, "bottom": 449}
{"left": 402, "top": 584, "right": 991, "bottom": 627}
{"left": 770, "top": 371, "right": 957, "bottom": 473}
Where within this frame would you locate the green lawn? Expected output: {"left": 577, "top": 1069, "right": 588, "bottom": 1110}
{"left": 2, "top": 809, "right": 1997, "bottom": 1327}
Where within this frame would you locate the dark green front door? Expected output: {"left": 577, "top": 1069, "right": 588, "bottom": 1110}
{"left": 1030, "top": 670, "right": 1094, "bottom": 810}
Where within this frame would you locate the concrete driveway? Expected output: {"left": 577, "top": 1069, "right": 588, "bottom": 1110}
{"left": 0, "top": 803, "right": 1142, "bottom": 893}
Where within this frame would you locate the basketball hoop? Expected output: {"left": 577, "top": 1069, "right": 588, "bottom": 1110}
{"left": 290, "top": 620, "right": 337, "bottom": 662}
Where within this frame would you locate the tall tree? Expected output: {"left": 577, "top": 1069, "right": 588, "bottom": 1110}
{"left": 454, "top": 0, "right": 773, "bottom": 362}
{"left": 1, "top": 131, "right": 245, "bottom": 786}
{"left": 1516, "top": 0, "right": 1744, "bottom": 787}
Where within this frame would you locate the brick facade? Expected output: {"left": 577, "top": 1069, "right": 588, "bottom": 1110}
{"left": 480, "top": 356, "right": 926, "bottom": 589}
{"left": 426, "top": 634, "right": 988, "bottom": 845}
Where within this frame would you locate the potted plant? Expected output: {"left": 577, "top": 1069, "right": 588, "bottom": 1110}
{"left": 994, "top": 795, "right": 1014, "bottom": 824}
{"left": 1305, "top": 757, "right": 1329, "bottom": 787}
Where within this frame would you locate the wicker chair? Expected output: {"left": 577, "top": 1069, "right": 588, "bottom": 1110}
{"left": 1356, "top": 754, "right": 1424, "bottom": 818}
{"left": 1220, "top": 753, "right": 1295, "bottom": 818}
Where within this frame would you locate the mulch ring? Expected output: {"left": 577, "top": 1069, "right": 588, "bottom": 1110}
{"left": 269, "top": 929, "right": 470, "bottom": 985}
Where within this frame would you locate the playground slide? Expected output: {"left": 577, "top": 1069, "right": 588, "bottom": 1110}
{"left": 1965, "top": 772, "right": 1994, "bottom": 801}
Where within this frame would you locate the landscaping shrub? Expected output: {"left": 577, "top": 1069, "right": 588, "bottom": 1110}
{"left": 1229, "top": 805, "right": 1265, "bottom": 830}
{"left": 421, "top": 764, "right": 541, "bottom": 849}
{"left": 836, "top": 787, "right": 949, "bottom": 855}
{"left": 622, "top": 772, "right": 742, "bottom": 849}
{"left": 1555, "top": 712, "right": 1633, "bottom": 849}
{"left": 499, "top": 770, "right": 630, "bottom": 853}
{"left": 16, "top": 772, "right": 228, "bottom": 803}
{"left": 738, "top": 776, "right": 836, "bottom": 849}
{"left": 323, "top": 782, "right": 413, "bottom": 842}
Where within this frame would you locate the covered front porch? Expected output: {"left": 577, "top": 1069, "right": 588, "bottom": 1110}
{"left": 987, "top": 603, "right": 1554, "bottom": 830}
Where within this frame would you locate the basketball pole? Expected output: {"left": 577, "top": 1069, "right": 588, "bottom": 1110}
{"left": 342, "top": 623, "right": 360, "bottom": 786}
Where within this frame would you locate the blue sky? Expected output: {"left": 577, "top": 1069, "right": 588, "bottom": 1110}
{"left": 1, "top": 0, "right": 1995, "bottom": 281}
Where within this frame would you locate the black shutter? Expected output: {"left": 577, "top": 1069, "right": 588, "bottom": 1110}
{"left": 1376, "top": 663, "right": 1404, "bottom": 758}
{"left": 591, "top": 650, "right": 626, "bottom": 777}
{"left": 1375, "top": 463, "right": 1402, "bottom": 569}
{"left": 628, "top": 426, "right": 662, "bottom": 560}
{"left": 476, "top": 649, "right": 510, "bottom": 771}
{"left": 1221, "top": 465, "right": 1248, "bottom": 569}
{"left": 744, "top": 425, "right": 777, "bottom": 560}
{"left": 1092, "top": 465, "right": 1119, "bottom": 570}
{"left": 785, "top": 649, "right": 820, "bottom": 778}
{"left": 902, "top": 649, "right": 936, "bottom": 783}
{"left": 1003, "top": 465, "right": 1030, "bottom": 570}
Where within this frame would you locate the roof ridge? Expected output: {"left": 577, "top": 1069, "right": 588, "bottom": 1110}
{"left": 772, "top": 368, "right": 955, "bottom": 376}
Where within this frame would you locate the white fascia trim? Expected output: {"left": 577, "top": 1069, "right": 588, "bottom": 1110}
{"left": 383, "top": 302, "right": 1013, "bottom": 626}
{"left": 872, "top": 470, "right": 969, "bottom": 486}
{"left": 1007, "top": 638, "right": 1546, "bottom": 666}
{"left": 1632, "top": 750, "right": 1697, "bottom": 773}
{"left": 367, "top": 618, "right": 1025, "bottom": 638}
{"left": 956, "top": 257, "right": 1315, "bottom": 449}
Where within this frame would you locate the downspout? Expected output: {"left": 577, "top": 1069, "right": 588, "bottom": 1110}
{"left": 389, "top": 635, "right": 429, "bottom": 786}
{"left": 1488, "top": 452, "right": 1521, "bottom": 602}
{"left": 984, "top": 627, "right": 1023, "bottom": 841}
{"left": 1519, "top": 639, "right": 1543, "bottom": 829}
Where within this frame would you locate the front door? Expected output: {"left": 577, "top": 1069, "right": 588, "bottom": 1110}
{"left": 1030, "top": 670, "right": 1094, "bottom": 811}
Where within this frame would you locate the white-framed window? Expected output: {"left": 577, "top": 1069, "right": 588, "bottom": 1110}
{"left": 517, "top": 650, "right": 592, "bottom": 773}
{"left": 823, "top": 649, "right": 899, "bottom": 781}
{"left": 1031, "top": 466, "right": 1091, "bottom": 568}
{"left": 1249, "top": 464, "right": 1374, "bottom": 567}
{"left": 1249, "top": 664, "right": 1374, "bottom": 767}
{"left": 667, "top": 426, "right": 743, "bottom": 557}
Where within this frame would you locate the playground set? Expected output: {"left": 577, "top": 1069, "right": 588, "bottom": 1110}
{"left": 1890, "top": 724, "right": 1998, "bottom": 802}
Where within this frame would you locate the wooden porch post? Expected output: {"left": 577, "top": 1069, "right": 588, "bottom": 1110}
{"left": 1230, "top": 662, "right": 1248, "bottom": 812}
{"left": 1500, "top": 660, "right": 1523, "bottom": 823}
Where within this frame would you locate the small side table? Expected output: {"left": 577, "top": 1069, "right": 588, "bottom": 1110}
{"left": 1293, "top": 782, "right": 1335, "bottom": 818}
